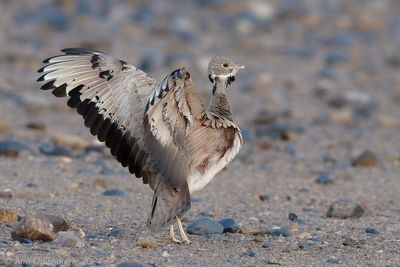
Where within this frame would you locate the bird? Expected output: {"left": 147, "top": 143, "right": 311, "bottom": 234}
{"left": 37, "top": 48, "right": 244, "bottom": 244}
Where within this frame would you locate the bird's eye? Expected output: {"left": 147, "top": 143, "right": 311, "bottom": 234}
{"left": 222, "top": 63, "right": 229, "bottom": 68}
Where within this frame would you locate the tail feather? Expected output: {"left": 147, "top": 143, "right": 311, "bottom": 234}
{"left": 147, "top": 180, "right": 191, "bottom": 232}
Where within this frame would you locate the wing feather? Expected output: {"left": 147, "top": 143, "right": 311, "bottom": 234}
{"left": 37, "top": 48, "right": 156, "bottom": 180}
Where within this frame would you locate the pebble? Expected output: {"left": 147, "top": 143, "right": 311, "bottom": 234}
{"left": 19, "top": 238, "right": 33, "bottom": 245}
{"left": 102, "top": 189, "right": 127, "bottom": 197}
{"left": 0, "top": 139, "right": 30, "bottom": 158}
{"left": 365, "top": 227, "right": 379, "bottom": 235}
{"left": 0, "top": 189, "right": 13, "bottom": 198}
{"left": 76, "top": 168, "right": 97, "bottom": 176}
{"left": 258, "top": 193, "right": 270, "bottom": 201}
{"left": 186, "top": 217, "right": 224, "bottom": 235}
{"left": 342, "top": 237, "right": 358, "bottom": 246}
{"left": 136, "top": 236, "right": 158, "bottom": 248}
{"left": 0, "top": 209, "right": 17, "bottom": 223}
{"left": 56, "top": 230, "right": 85, "bottom": 248}
{"left": 326, "top": 199, "right": 365, "bottom": 218}
{"left": 242, "top": 251, "right": 256, "bottom": 257}
{"left": 116, "top": 262, "right": 144, "bottom": 267}
{"left": 326, "top": 258, "right": 340, "bottom": 264}
{"left": 39, "top": 142, "right": 72, "bottom": 157}
{"left": 298, "top": 240, "right": 318, "bottom": 250}
{"left": 50, "top": 133, "right": 89, "bottom": 151}
{"left": 11, "top": 215, "right": 55, "bottom": 242}
{"left": 288, "top": 213, "right": 304, "bottom": 224}
{"left": 351, "top": 150, "right": 379, "bottom": 168}
{"left": 218, "top": 218, "right": 239, "bottom": 233}
{"left": 267, "top": 226, "right": 292, "bottom": 237}
{"left": 315, "top": 174, "right": 334, "bottom": 184}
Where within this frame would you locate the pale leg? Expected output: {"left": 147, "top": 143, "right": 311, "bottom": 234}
{"left": 176, "top": 217, "right": 190, "bottom": 244}
{"left": 169, "top": 225, "right": 181, "bottom": 244}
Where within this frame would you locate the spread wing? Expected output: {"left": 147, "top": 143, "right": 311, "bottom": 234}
{"left": 37, "top": 48, "right": 156, "bottom": 181}
{"left": 143, "top": 68, "right": 241, "bottom": 191}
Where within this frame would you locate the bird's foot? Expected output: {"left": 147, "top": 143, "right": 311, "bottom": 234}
{"left": 176, "top": 217, "right": 191, "bottom": 244}
{"left": 169, "top": 225, "right": 182, "bottom": 244}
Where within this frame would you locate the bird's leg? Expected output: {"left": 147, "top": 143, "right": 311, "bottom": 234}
{"left": 176, "top": 217, "right": 190, "bottom": 244}
{"left": 169, "top": 225, "right": 181, "bottom": 244}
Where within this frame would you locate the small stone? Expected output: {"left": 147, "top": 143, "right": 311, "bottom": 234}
{"left": 117, "top": 262, "right": 144, "bottom": 267}
{"left": 186, "top": 217, "right": 224, "bottom": 235}
{"left": 352, "top": 150, "right": 379, "bottom": 168}
{"left": 242, "top": 251, "right": 256, "bottom": 257}
{"left": 0, "top": 209, "right": 17, "bottom": 223}
{"left": 365, "top": 227, "right": 379, "bottom": 235}
{"left": 136, "top": 236, "right": 158, "bottom": 248}
{"left": 267, "top": 226, "right": 292, "bottom": 237}
{"left": 11, "top": 215, "right": 55, "bottom": 242}
{"left": 26, "top": 121, "right": 46, "bottom": 130}
{"left": 342, "top": 237, "right": 357, "bottom": 246}
{"left": 298, "top": 240, "right": 318, "bottom": 250}
{"left": 315, "top": 174, "right": 334, "bottom": 184}
{"left": 102, "top": 189, "right": 127, "bottom": 197}
{"left": 0, "top": 139, "right": 30, "bottom": 158}
{"left": 327, "top": 200, "right": 365, "bottom": 218}
{"left": 19, "top": 238, "right": 33, "bottom": 244}
{"left": 56, "top": 230, "right": 85, "bottom": 248}
{"left": 50, "top": 133, "right": 89, "bottom": 151}
{"left": 39, "top": 142, "right": 72, "bottom": 157}
{"left": 326, "top": 258, "right": 340, "bottom": 264}
{"left": 0, "top": 189, "right": 13, "bottom": 198}
{"left": 218, "top": 218, "right": 239, "bottom": 233}
{"left": 288, "top": 213, "right": 298, "bottom": 222}
{"left": 258, "top": 193, "right": 269, "bottom": 201}
{"left": 94, "top": 179, "right": 107, "bottom": 190}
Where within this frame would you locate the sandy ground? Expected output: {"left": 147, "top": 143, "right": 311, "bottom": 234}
{"left": 0, "top": 1, "right": 400, "bottom": 266}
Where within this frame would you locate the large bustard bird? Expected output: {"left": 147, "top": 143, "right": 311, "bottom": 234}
{"left": 37, "top": 48, "right": 244, "bottom": 243}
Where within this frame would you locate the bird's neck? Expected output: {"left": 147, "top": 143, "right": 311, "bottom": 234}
{"left": 208, "top": 78, "right": 233, "bottom": 120}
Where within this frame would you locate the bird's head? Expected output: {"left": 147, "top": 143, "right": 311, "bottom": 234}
{"left": 208, "top": 56, "right": 245, "bottom": 85}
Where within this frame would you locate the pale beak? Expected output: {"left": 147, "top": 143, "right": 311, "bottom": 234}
{"left": 236, "top": 65, "right": 245, "bottom": 70}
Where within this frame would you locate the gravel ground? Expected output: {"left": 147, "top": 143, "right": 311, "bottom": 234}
{"left": 0, "top": 1, "right": 400, "bottom": 266}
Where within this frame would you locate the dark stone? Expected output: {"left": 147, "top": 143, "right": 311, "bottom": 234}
{"left": 19, "top": 238, "right": 33, "bottom": 244}
{"left": 298, "top": 240, "right": 318, "bottom": 250}
{"left": 218, "top": 218, "right": 239, "bottom": 233}
{"left": 288, "top": 213, "right": 298, "bottom": 222}
{"left": 26, "top": 182, "right": 38, "bottom": 188}
{"left": 39, "top": 142, "right": 72, "bottom": 157}
{"left": 365, "top": 227, "right": 379, "bottom": 235}
{"left": 342, "top": 237, "right": 357, "bottom": 246}
{"left": 258, "top": 194, "right": 269, "bottom": 201}
{"left": 352, "top": 150, "right": 379, "bottom": 167}
{"left": 267, "top": 226, "right": 292, "bottom": 237}
{"left": 76, "top": 168, "right": 97, "bottom": 176}
{"left": 385, "top": 55, "right": 400, "bottom": 68}
{"left": 326, "top": 200, "right": 365, "bottom": 218}
{"left": 116, "top": 262, "right": 144, "bottom": 267}
{"left": 315, "top": 174, "right": 334, "bottom": 184}
{"left": 242, "top": 251, "right": 256, "bottom": 257}
{"left": 186, "top": 217, "right": 224, "bottom": 235}
{"left": 102, "top": 189, "right": 127, "bottom": 197}
{"left": 0, "top": 139, "right": 30, "bottom": 157}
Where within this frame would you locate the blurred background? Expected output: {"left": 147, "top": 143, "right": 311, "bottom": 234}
{"left": 0, "top": 1, "right": 400, "bottom": 265}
